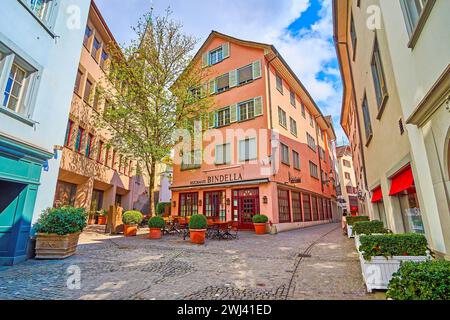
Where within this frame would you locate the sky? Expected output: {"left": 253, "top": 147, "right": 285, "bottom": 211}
{"left": 95, "top": 0, "right": 347, "bottom": 144}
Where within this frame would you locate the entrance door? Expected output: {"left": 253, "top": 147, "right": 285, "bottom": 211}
{"left": 232, "top": 188, "right": 260, "bottom": 229}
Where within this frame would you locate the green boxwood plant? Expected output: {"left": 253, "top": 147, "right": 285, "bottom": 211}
{"left": 35, "top": 207, "right": 88, "bottom": 236}
{"left": 346, "top": 216, "right": 370, "bottom": 226}
{"left": 387, "top": 260, "right": 450, "bottom": 300}
{"left": 353, "top": 220, "right": 389, "bottom": 235}
{"left": 148, "top": 216, "right": 165, "bottom": 229}
{"left": 359, "top": 233, "right": 428, "bottom": 261}
{"left": 156, "top": 202, "right": 171, "bottom": 216}
{"left": 252, "top": 214, "right": 269, "bottom": 224}
{"left": 122, "top": 211, "right": 143, "bottom": 225}
{"left": 189, "top": 214, "right": 207, "bottom": 230}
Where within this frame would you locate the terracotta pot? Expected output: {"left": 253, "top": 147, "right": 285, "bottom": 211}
{"left": 149, "top": 228, "right": 162, "bottom": 239}
{"left": 35, "top": 232, "right": 81, "bottom": 260}
{"left": 98, "top": 216, "right": 107, "bottom": 225}
{"left": 189, "top": 229, "right": 206, "bottom": 244}
{"left": 254, "top": 223, "right": 267, "bottom": 235}
{"left": 124, "top": 224, "right": 138, "bottom": 237}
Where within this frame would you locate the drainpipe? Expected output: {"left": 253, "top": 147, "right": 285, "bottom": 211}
{"left": 314, "top": 115, "right": 324, "bottom": 193}
{"left": 266, "top": 55, "right": 277, "bottom": 177}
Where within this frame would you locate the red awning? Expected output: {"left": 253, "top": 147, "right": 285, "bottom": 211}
{"left": 389, "top": 166, "right": 414, "bottom": 196}
{"left": 371, "top": 187, "right": 383, "bottom": 203}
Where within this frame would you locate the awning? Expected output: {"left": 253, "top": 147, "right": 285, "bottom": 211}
{"left": 389, "top": 166, "right": 414, "bottom": 196}
{"left": 371, "top": 187, "right": 383, "bottom": 203}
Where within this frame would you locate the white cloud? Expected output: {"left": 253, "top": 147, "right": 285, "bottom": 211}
{"left": 96, "top": 0, "right": 345, "bottom": 141}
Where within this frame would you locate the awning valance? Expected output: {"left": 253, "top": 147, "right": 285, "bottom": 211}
{"left": 389, "top": 166, "right": 414, "bottom": 196}
{"left": 371, "top": 187, "right": 383, "bottom": 203}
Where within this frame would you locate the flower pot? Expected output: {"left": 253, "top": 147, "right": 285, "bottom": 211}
{"left": 254, "top": 223, "right": 267, "bottom": 235}
{"left": 35, "top": 232, "right": 81, "bottom": 260}
{"left": 189, "top": 229, "right": 206, "bottom": 244}
{"left": 98, "top": 216, "right": 107, "bottom": 225}
{"left": 124, "top": 224, "right": 138, "bottom": 237}
{"left": 88, "top": 218, "right": 96, "bottom": 225}
{"left": 149, "top": 228, "right": 162, "bottom": 239}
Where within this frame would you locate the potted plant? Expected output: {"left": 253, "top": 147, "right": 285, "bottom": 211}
{"left": 97, "top": 209, "right": 108, "bottom": 225}
{"left": 353, "top": 220, "right": 389, "bottom": 251}
{"left": 253, "top": 214, "right": 269, "bottom": 235}
{"left": 189, "top": 214, "right": 207, "bottom": 245}
{"left": 346, "top": 216, "right": 369, "bottom": 238}
{"left": 386, "top": 260, "right": 450, "bottom": 300}
{"left": 148, "top": 216, "right": 165, "bottom": 239}
{"left": 34, "top": 207, "right": 88, "bottom": 259}
{"left": 122, "top": 210, "right": 143, "bottom": 237}
{"left": 358, "top": 233, "right": 431, "bottom": 292}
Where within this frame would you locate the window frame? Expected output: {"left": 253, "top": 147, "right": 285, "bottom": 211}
{"left": 400, "top": 0, "right": 436, "bottom": 48}
{"left": 239, "top": 138, "right": 257, "bottom": 162}
{"left": 238, "top": 100, "right": 255, "bottom": 122}
{"left": 289, "top": 117, "right": 297, "bottom": 137}
{"left": 215, "top": 143, "right": 231, "bottom": 165}
{"left": 293, "top": 150, "right": 300, "bottom": 170}
{"left": 309, "top": 161, "right": 319, "bottom": 179}
{"left": 18, "top": 0, "right": 59, "bottom": 37}
{"left": 275, "top": 73, "right": 283, "bottom": 94}
{"left": 278, "top": 106, "right": 287, "bottom": 128}
{"left": 280, "top": 143, "right": 290, "bottom": 166}
{"left": 371, "top": 36, "right": 389, "bottom": 117}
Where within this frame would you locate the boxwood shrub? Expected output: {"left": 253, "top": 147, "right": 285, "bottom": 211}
{"left": 122, "top": 211, "right": 143, "bottom": 225}
{"left": 148, "top": 216, "right": 165, "bottom": 229}
{"left": 346, "top": 215, "right": 370, "bottom": 226}
{"left": 189, "top": 214, "right": 207, "bottom": 230}
{"left": 387, "top": 260, "right": 450, "bottom": 300}
{"left": 35, "top": 207, "right": 88, "bottom": 236}
{"left": 252, "top": 214, "right": 269, "bottom": 224}
{"left": 353, "top": 220, "right": 389, "bottom": 235}
{"left": 359, "top": 233, "right": 428, "bottom": 261}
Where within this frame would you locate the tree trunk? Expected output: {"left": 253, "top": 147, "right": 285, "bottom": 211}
{"left": 146, "top": 160, "right": 157, "bottom": 217}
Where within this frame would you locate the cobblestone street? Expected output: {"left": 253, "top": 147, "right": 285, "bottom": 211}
{"left": 0, "top": 223, "right": 383, "bottom": 300}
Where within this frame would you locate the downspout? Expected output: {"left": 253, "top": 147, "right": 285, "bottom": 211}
{"left": 266, "top": 55, "right": 277, "bottom": 177}
{"left": 315, "top": 115, "right": 324, "bottom": 193}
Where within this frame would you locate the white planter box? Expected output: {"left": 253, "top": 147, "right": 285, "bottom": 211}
{"left": 347, "top": 225, "right": 353, "bottom": 238}
{"left": 355, "top": 235, "right": 361, "bottom": 252}
{"left": 359, "top": 253, "right": 431, "bottom": 292}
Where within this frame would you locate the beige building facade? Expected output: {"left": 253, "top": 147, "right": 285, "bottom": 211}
{"left": 334, "top": 0, "right": 449, "bottom": 258}
{"left": 336, "top": 146, "right": 361, "bottom": 216}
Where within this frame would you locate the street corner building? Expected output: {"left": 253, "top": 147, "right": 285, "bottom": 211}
{"left": 170, "top": 31, "right": 339, "bottom": 232}
{"left": 333, "top": 0, "right": 450, "bottom": 259}
{"left": 0, "top": 0, "right": 91, "bottom": 265}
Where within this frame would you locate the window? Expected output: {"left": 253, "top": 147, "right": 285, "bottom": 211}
{"left": 303, "top": 193, "right": 311, "bottom": 221}
{"left": 239, "top": 100, "right": 255, "bottom": 121}
{"left": 401, "top": 0, "right": 430, "bottom": 36}
{"left": 350, "top": 14, "right": 357, "bottom": 57}
{"left": 64, "top": 119, "right": 74, "bottom": 147}
{"left": 292, "top": 192, "right": 302, "bottom": 222}
{"left": 239, "top": 138, "right": 257, "bottom": 162}
{"left": 362, "top": 95, "right": 373, "bottom": 141}
{"left": 26, "top": 0, "right": 54, "bottom": 24}
{"left": 290, "top": 90, "right": 296, "bottom": 107}
{"left": 301, "top": 103, "right": 306, "bottom": 118}
{"left": 309, "top": 161, "right": 318, "bottom": 179}
{"left": 74, "top": 127, "right": 85, "bottom": 153}
{"left": 100, "top": 50, "right": 109, "bottom": 70}
{"left": 181, "top": 150, "right": 202, "bottom": 170}
{"left": 179, "top": 193, "right": 199, "bottom": 217}
{"left": 97, "top": 140, "right": 104, "bottom": 163}
{"left": 345, "top": 172, "right": 351, "bottom": 180}
{"left": 112, "top": 149, "right": 117, "bottom": 170}
{"left": 204, "top": 191, "right": 226, "bottom": 220}
{"left": 343, "top": 159, "right": 351, "bottom": 167}
{"left": 74, "top": 69, "right": 83, "bottom": 95}
{"left": 104, "top": 147, "right": 111, "bottom": 167}
{"left": 216, "top": 73, "right": 229, "bottom": 93}
{"left": 278, "top": 189, "right": 291, "bottom": 223}
{"left": 217, "top": 107, "right": 230, "bottom": 127}
{"left": 307, "top": 133, "right": 316, "bottom": 151}
{"left": 92, "top": 37, "right": 101, "bottom": 61}
{"left": 371, "top": 38, "right": 388, "bottom": 110}
{"left": 92, "top": 89, "right": 100, "bottom": 111}
{"left": 276, "top": 74, "right": 283, "bottom": 93}
{"left": 293, "top": 150, "right": 300, "bottom": 170}
{"left": 85, "top": 133, "right": 93, "bottom": 158}
{"left": 83, "top": 25, "right": 92, "bottom": 48}
{"left": 83, "top": 79, "right": 92, "bottom": 104}
{"left": 281, "top": 143, "right": 290, "bottom": 165}
{"left": 209, "top": 47, "right": 223, "bottom": 65}
{"left": 311, "top": 195, "right": 318, "bottom": 220}
{"left": 290, "top": 117, "right": 297, "bottom": 136}
{"left": 309, "top": 113, "right": 314, "bottom": 127}
{"left": 53, "top": 181, "right": 77, "bottom": 208}
{"left": 278, "top": 107, "right": 287, "bottom": 128}
{"left": 3, "top": 63, "right": 27, "bottom": 114}
{"left": 215, "top": 143, "right": 231, "bottom": 165}
{"left": 238, "top": 64, "right": 253, "bottom": 85}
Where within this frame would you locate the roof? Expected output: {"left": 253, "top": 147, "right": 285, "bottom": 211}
{"left": 336, "top": 145, "right": 351, "bottom": 158}
{"left": 192, "top": 31, "right": 336, "bottom": 139}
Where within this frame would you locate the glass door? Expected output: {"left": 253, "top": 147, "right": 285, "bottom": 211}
{"left": 232, "top": 188, "right": 260, "bottom": 229}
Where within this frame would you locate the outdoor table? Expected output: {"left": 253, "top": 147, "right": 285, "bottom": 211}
{"left": 209, "top": 221, "right": 233, "bottom": 240}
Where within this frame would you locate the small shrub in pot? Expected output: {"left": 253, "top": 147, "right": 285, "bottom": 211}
{"left": 189, "top": 214, "right": 207, "bottom": 244}
{"left": 252, "top": 214, "right": 268, "bottom": 235}
{"left": 148, "top": 216, "right": 165, "bottom": 239}
{"left": 122, "top": 211, "right": 143, "bottom": 237}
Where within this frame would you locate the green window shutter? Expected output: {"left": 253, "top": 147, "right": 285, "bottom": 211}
{"left": 208, "top": 111, "right": 216, "bottom": 128}
{"left": 200, "top": 83, "right": 207, "bottom": 98}
{"left": 252, "top": 60, "right": 262, "bottom": 79}
{"left": 229, "top": 70, "right": 237, "bottom": 88}
{"left": 209, "top": 79, "right": 217, "bottom": 95}
{"left": 222, "top": 42, "right": 230, "bottom": 59}
{"left": 230, "top": 104, "right": 238, "bottom": 123}
{"left": 254, "top": 96, "right": 263, "bottom": 116}
{"left": 202, "top": 52, "right": 209, "bottom": 68}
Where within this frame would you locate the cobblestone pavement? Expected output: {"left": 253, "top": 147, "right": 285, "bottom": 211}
{"left": 0, "top": 223, "right": 384, "bottom": 300}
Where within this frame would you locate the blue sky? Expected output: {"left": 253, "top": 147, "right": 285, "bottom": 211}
{"left": 95, "top": 0, "right": 346, "bottom": 144}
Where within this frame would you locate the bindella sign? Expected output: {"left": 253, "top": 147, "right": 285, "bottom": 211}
{"left": 190, "top": 173, "right": 243, "bottom": 186}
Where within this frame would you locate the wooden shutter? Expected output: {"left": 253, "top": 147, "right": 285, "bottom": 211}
{"left": 252, "top": 60, "right": 262, "bottom": 79}
{"left": 208, "top": 111, "right": 216, "bottom": 128}
{"left": 254, "top": 96, "right": 263, "bottom": 116}
{"left": 222, "top": 42, "right": 230, "bottom": 59}
{"left": 230, "top": 104, "right": 238, "bottom": 123}
{"left": 202, "top": 52, "right": 209, "bottom": 68}
{"left": 209, "top": 79, "right": 217, "bottom": 95}
{"left": 229, "top": 69, "right": 237, "bottom": 88}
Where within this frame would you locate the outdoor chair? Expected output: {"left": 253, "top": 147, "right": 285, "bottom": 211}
{"left": 228, "top": 221, "right": 239, "bottom": 239}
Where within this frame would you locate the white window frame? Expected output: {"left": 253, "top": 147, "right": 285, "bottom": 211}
{"left": 215, "top": 143, "right": 231, "bottom": 165}
{"left": 239, "top": 100, "right": 255, "bottom": 122}
{"left": 239, "top": 138, "right": 257, "bottom": 162}
{"left": 18, "top": 0, "right": 59, "bottom": 35}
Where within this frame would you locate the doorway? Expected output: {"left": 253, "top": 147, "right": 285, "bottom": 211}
{"left": 232, "top": 188, "right": 260, "bottom": 229}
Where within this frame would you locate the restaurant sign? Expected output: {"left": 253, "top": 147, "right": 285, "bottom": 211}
{"left": 190, "top": 173, "right": 244, "bottom": 186}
